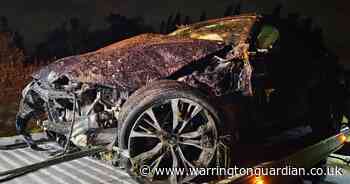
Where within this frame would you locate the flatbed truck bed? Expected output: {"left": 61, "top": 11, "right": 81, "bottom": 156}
{"left": 0, "top": 126, "right": 348, "bottom": 184}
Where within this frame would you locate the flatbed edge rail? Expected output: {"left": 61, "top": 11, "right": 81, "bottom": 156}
{"left": 217, "top": 128, "right": 350, "bottom": 184}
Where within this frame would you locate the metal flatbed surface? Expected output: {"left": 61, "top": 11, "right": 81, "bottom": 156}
{"left": 0, "top": 139, "right": 138, "bottom": 184}
{"left": 218, "top": 128, "right": 350, "bottom": 184}
{"left": 1, "top": 127, "right": 349, "bottom": 184}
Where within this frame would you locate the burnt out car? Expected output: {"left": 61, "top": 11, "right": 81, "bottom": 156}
{"left": 15, "top": 14, "right": 344, "bottom": 183}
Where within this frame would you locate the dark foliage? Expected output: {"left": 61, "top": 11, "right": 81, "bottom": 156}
{"left": 34, "top": 14, "right": 154, "bottom": 60}
{"left": 199, "top": 11, "right": 207, "bottom": 22}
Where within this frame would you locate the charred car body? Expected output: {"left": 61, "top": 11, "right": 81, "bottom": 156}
{"left": 15, "top": 14, "right": 345, "bottom": 183}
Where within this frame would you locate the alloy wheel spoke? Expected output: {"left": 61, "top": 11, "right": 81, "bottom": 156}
{"left": 145, "top": 108, "right": 162, "bottom": 131}
{"left": 177, "top": 146, "right": 195, "bottom": 172}
{"left": 179, "top": 139, "right": 204, "bottom": 150}
{"left": 177, "top": 120, "right": 189, "bottom": 135}
{"left": 177, "top": 103, "right": 203, "bottom": 134}
{"left": 149, "top": 152, "right": 166, "bottom": 179}
{"left": 187, "top": 102, "right": 203, "bottom": 121}
{"left": 130, "top": 129, "right": 158, "bottom": 139}
{"left": 171, "top": 99, "right": 180, "bottom": 132}
{"left": 179, "top": 127, "right": 203, "bottom": 139}
{"left": 169, "top": 146, "right": 179, "bottom": 184}
{"left": 132, "top": 142, "right": 163, "bottom": 163}
{"left": 143, "top": 118, "right": 162, "bottom": 132}
{"left": 139, "top": 125, "right": 152, "bottom": 133}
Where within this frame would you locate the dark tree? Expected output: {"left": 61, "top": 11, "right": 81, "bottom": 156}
{"left": 35, "top": 13, "right": 154, "bottom": 60}
{"left": 34, "top": 18, "right": 90, "bottom": 59}
{"left": 224, "top": 4, "right": 234, "bottom": 16}
{"left": 0, "top": 31, "right": 24, "bottom": 64}
{"left": 13, "top": 31, "right": 24, "bottom": 49}
{"left": 166, "top": 14, "right": 174, "bottom": 33}
{"left": 173, "top": 12, "right": 182, "bottom": 27}
{"left": 159, "top": 20, "right": 166, "bottom": 33}
{"left": 233, "top": 1, "right": 242, "bottom": 15}
{"left": 272, "top": 3, "right": 283, "bottom": 18}
{"left": 0, "top": 17, "right": 24, "bottom": 50}
{"left": 199, "top": 11, "right": 207, "bottom": 21}
{"left": 184, "top": 16, "right": 191, "bottom": 25}
{"left": 106, "top": 13, "right": 152, "bottom": 39}
{"left": 0, "top": 16, "right": 9, "bottom": 32}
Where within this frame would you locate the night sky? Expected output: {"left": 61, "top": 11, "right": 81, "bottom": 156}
{"left": 1, "top": 0, "right": 349, "bottom": 66}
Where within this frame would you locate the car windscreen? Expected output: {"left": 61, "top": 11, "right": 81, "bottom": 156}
{"left": 169, "top": 17, "right": 256, "bottom": 45}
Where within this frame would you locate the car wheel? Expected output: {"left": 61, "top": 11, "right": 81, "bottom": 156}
{"left": 118, "top": 80, "right": 221, "bottom": 183}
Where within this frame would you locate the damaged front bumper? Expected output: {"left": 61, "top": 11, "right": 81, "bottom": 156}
{"left": 16, "top": 79, "right": 118, "bottom": 149}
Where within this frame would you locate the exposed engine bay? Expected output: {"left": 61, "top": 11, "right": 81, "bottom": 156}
{"left": 16, "top": 77, "right": 129, "bottom": 148}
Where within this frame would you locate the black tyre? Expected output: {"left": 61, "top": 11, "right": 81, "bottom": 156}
{"left": 118, "top": 80, "right": 221, "bottom": 183}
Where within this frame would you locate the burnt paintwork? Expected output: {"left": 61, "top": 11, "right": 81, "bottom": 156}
{"left": 33, "top": 34, "right": 225, "bottom": 91}
{"left": 33, "top": 15, "right": 258, "bottom": 94}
